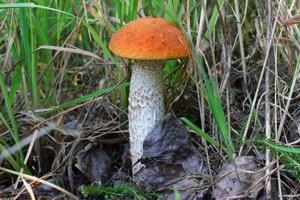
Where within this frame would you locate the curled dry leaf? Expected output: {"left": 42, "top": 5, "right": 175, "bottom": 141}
{"left": 282, "top": 14, "right": 300, "bottom": 27}
{"left": 212, "top": 156, "right": 264, "bottom": 200}
{"left": 76, "top": 143, "right": 112, "bottom": 184}
{"left": 135, "top": 113, "right": 209, "bottom": 199}
{"left": 141, "top": 113, "right": 206, "bottom": 172}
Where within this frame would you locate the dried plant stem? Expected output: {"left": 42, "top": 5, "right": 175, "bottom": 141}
{"left": 239, "top": 0, "right": 283, "bottom": 156}
{"left": 276, "top": 0, "right": 300, "bottom": 140}
{"left": 265, "top": 0, "right": 273, "bottom": 199}
{"left": 277, "top": 61, "right": 300, "bottom": 138}
{"left": 274, "top": 28, "right": 283, "bottom": 200}
{"left": 233, "top": 0, "right": 247, "bottom": 89}
{"left": 0, "top": 166, "right": 79, "bottom": 200}
{"left": 194, "top": 1, "right": 213, "bottom": 184}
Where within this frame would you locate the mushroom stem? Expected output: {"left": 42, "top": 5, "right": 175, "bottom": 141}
{"left": 129, "top": 60, "right": 165, "bottom": 175}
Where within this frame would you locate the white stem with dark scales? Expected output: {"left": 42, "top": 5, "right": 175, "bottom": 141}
{"left": 128, "top": 60, "right": 165, "bottom": 175}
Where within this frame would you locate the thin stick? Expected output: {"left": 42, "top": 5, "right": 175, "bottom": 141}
{"left": 274, "top": 23, "right": 284, "bottom": 200}
{"left": 265, "top": 0, "right": 272, "bottom": 198}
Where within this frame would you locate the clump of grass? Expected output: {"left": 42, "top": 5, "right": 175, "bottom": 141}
{"left": 258, "top": 139, "right": 300, "bottom": 181}
{"left": 80, "top": 183, "right": 159, "bottom": 200}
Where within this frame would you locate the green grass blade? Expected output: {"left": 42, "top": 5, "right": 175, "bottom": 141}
{"left": 0, "top": 3, "right": 76, "bottom": 18}
{"left": 41, "top": 82, "right": 129, "bottom": 114}
{"left": 83, "top": 22, "right": 115, "bottom": 62}
{"left": 263, "top": 140, "right": 300, "bottom": 154}
{"left": 181, "top": 116, "right": 232, "bottom": 156}
{"left": 181, "top": 117, "right": 220, "bottom": 148}
{"left": 0, "top": 143, "right": 21, "bottom": 171}
{"left": 0, "top": 73, "right": 20, "bottom": 147}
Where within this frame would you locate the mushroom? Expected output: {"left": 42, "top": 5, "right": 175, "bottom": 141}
{"left": 108, "top": 17, "right": 189, "bottom": 176}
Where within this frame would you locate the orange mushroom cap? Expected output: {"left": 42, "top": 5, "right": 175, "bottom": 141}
{"left": 108, "top": 17, "right": 189, "bottom": 60}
